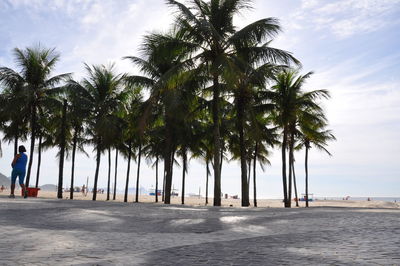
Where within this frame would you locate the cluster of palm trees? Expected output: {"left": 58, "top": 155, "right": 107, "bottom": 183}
{"left": 0, "top": 0, "right": 334, "bottom": 207}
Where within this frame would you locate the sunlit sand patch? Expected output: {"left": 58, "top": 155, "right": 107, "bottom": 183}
{"left": 73, "top": 209, "right": 121, "bottom": 223}
{"left": 219, "top": 216, "right": 248, "bottom": 223}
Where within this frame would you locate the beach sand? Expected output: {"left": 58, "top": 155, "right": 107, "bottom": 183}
{"left": 4, "top": 188, "right": 398, "bottom": 209}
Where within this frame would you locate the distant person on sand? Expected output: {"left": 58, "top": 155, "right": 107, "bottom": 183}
{"left": 9, "top": 145, "right": 28, "bottom": 198}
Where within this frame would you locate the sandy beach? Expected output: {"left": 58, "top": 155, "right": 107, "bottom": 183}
{"left": 3, "top": 189, "right": 399, "bottom": 209}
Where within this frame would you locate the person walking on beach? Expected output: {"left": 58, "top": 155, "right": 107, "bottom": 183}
{"left": 9, "top": 145, "right": 28, "bottom": 198}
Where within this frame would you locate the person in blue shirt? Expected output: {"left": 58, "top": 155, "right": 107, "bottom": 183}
{"left": 9, "top": 145, "right": 28, "bottom": 198}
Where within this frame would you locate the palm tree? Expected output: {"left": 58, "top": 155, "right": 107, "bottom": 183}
{"left": 249, "top": 115, "right": 276, "bottom": 207}
{"left": 125, "top": 32, "right": 200, "bottom": 204}
{"left": 143, "top": 120, "right": 165, "bottom": 203}
{"left": 64, "top": 82, "right": 91, "bottom": 199}
{"left": 0, "top": 69, "right": 29, "bottom": 156}
{"left": 120, "top": 88, "right": 143, "bottom": 202}
{"left": 34, "top": 109, "right": 52, "bottom": 188}
{"left": 268, "top": 70, "right": 329, "bottom": 207}
{"left": 168, "top": 0, "right": 298, "bottom": 206}
{"left": 69, "top": 63, "right": 124, "bottom": 201}
{"left": 299, "top": 113, "right": 335, "bottom": 207}
{"left": 0, "top": 45, "right": 70, "bottom": 188}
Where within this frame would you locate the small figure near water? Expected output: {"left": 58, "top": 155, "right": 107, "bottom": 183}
{"left": 9, "top": 145, "right": 28, "bottom": 198}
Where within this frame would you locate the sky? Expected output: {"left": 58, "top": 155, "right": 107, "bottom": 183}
{"left": 0, "top": 0, "right": 399, "bottom": 198}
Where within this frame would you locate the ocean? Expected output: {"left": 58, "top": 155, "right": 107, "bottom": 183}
{"left": 315, "top": 197, "right": 400, "bottom": 202}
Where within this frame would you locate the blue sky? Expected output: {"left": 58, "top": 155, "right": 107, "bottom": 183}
{"left": 0, "top": 0, "right": 399, "bottom": 198}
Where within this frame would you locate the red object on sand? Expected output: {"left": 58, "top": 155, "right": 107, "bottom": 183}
{"left": 21, "top": 187, "right": 40, "bottom": 197}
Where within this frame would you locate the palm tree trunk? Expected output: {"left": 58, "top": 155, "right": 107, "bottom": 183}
{"left": 205, "top": 159, "right": 209, "bottom": 205}
{"left": 164, "top": 121, "right": 173, "bottom": 204}
{"left": 92, "top": 137, "right": 101, "bottom": 201}
{"left": 164, "top": 151, "right": 172, "bottom": 204}
{"left": 124, "top": 142, "right": 132, "bottom": 202}
{"left": 219, "top": 148, "right": 223, "bottom": 174}
{"left": 155, "top": 156, "right": 159, "bottom": 203}
{"left": 106, "top": 147, "right": 111, "bottom": 200}
{"left": 70, "top": 130, "right": 77, "bottom": 200}
{"left": 212, "top": 74, "right": 221, "bottom": 207}
{"left": 25, "top": 104, "right": 36, "bottom": 188}
{"left": 247, "top": 159, "right": 251, "bottom": 191}
{"left": 135, "top": 142, "right": 142, "bottom": 203}
{"left": 162, "top": 166, "right": 166, "bottom": 202}
{"left": 292, "top": 159, "right": 299, "bottom": 207}
{"left": 281, "top": 129, "right": 288, "bottom": 207}
{"left": 35, "top": 134, "right": 42, "bottom": 188}
{"left": 113, "top": 149, "right": 118, "bottom": 200}
{"left": 237, "top": 97, "right": 250, "bottom": 207}
{"left": 253, "top": 142, "right": 258, "bottom": 207}
{"left": 57, "top": 100, "right": 67, "bottom": 199}
{"left": 288, "top": 132, "right": 295, "bottom": 208}
{"left": 14, "top": 133, "right": 18, "bottom": 156}
{"left": 181, "top": 150, "right": 187, "bottom": 205}
{"left": 305, "top": 143, "right": 309, "bottom": 207}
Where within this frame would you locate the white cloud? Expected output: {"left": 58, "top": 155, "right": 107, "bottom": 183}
{"left": 294, "top": 0, "right": 400, "bottom": 38}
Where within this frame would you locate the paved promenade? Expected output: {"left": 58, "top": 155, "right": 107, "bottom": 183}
{"left": 0, "top": 195, "right": 399, "bottom": 265}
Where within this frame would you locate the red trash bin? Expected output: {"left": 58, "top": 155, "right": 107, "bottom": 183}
{"left": 21, "top": 187, "right": 40, "bottom": 197}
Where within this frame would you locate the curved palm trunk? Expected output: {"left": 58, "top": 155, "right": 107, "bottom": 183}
{"left": 70, "top": 131, "right": 77, "bottom": 200}
{"left": 181, "top": 150, "right": 187, "bottom": 205}
{"left": 253, "top": 143, "right": 258, "bottom": 207}
{"left": 124, "top": 142, "right": 132, "bottom": 202}
{"left": 92, "top": 138, "right": 101, "bottom": 201}
{"left": 155, "top": 157, "right": 159, "bottom": 203}
{"left": 135, "top": 142, "right": 142, "bottom": 203}
{"left": 35, "top": 134, "right": 42, "bottom": 188}
{"left": 25, "top": 104, "right": 36, "bottom": 188}
{"left": 205, "top": 159, "right": 209, "bottom": 205}
{"left": 106, "top": 147, "right": 111, "bottom": 200}
{"left": 305, "top": 143, "right": 310, "bottom": 207}
{"left": 113, "top": 149, "right": 118, "bottom": 200}
{"left": 292, "top": 159, "right": 299, "bottom": 207}
{"left": 281, "top": 129, "right": 288, "bottom": 207}
{"left": 212, "top": 74, "right": 222, "bottom": 206}
{"left": 57, "top": 100, "right": 67, "bottom": 199}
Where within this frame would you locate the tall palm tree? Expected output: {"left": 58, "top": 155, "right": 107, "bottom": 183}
{"left": 268, "top": 70, "right": 329, "bottom": 207}
{"left": 64, "top": 82, "right": 91, "bottom": 199}
{"left": 125, "top": 32, "right": 200, "bottom": 204}
{"left": 120, "top": 88, "right": 143, "bottom": 202}
{"left": 168, "top": 0, "right": 298, "bottom": 206}
{"left": 0, "top": 45, "right": 70, "bottom": 188}
{"left": 69, "top": 63, "right": 124, "bottom": 201}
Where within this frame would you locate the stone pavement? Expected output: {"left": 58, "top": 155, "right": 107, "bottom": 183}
{"left": 0, "top": 195, "right": 399, "bottom": 265}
